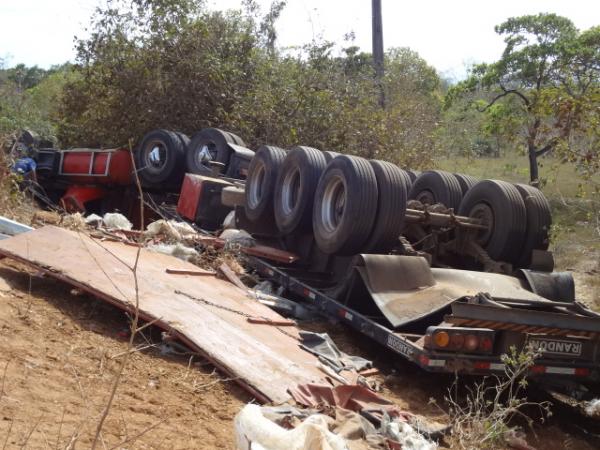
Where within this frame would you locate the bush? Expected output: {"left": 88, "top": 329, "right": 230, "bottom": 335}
{"left": 58, "top": 0, "right": 441, "bottom": 168}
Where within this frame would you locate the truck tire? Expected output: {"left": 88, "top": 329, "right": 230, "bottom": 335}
{"left": 363, "top": 160, "right": 408, "bottom": 253}
{"left": 135, "top": 129, "right": 186, "bottom": 187}
{"left": 245, "top": 145, "right": 287, "bottom": 223}
{"left": 274, "top": 146, "right": 327, "bottom": 234}
{"left": 458, "top": 179, "right": 527, "bottom": 264}
{"left": 408, "top": 170, "right": 463, "bottom": 210}
{"left": 514, "top": 183, "right": 552, "bottom": 267}
{"left": 313, "top": 155, "right": 378, "bottom": 255}
{"left": 453, "top": 173, "right": 479, "bottom": 196}
{"left": 175, "top": 132, "right": 190, "bottom": 150}
{"left": 323, "top": 151, "right": 340, "bottom": 163}
{"left": 226, "top": 131, "right": 246, "bottom": 147}
{"left": 186, "top": 128, "right": 234, "bottom": 175}
{"left": 405, "top": 169, "right": 421, "bottom": 185}
{"left": 397, "top": 168, "right": 413, "bottom": 191}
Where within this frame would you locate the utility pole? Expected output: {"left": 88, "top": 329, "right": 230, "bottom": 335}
{"left": 372, "top": 0, "right": 385, "bottom": 107}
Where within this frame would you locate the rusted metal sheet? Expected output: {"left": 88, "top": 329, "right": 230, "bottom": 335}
{"left": 0, "top": 226, "right": 329, "bottom": 403}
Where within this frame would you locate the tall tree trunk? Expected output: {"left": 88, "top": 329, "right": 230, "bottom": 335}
{"left": 528, "top": 143, "right": 539, "bottom": 185}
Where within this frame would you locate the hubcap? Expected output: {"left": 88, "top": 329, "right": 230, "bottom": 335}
{"left": 469, "top": 202, "right": 494, "bottom": 245}
{"left": 415, "top": 189, "right": 435, "bottom": 205}
{"left": 144, "top": 141, "right": 168, "bottom": 173}
{"left": 248, "top": 162, "right": 266, "bottom": 209}
{"left": 195, "top": 141, "right": 217, "bottom": 168}
{"left": 322, "top": 175, "right": 346, "bottom": 233}
{"left": 281, "top": 167, "right": 301, "bottom": 216}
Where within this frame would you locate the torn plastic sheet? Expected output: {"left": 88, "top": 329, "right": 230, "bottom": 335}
{"left": 300, "top": 331, "right": 372, "bottom": 373}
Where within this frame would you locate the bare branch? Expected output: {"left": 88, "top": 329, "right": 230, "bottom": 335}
{"left": 478, "top": 84, "right": 530, "bottom": 112}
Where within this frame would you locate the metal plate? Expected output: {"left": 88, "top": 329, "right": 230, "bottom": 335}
{"left": 355, "top": 254, "right": 549, "bottom": 329}
{"left": 0, "top": 226, "right": 328, "bottom": 403}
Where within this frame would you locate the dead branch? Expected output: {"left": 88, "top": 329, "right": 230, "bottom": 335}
{"left": 91, "top": 140, "right": 146, "bottom": 449}
{"left": 108, "top": 419, "right": 165, "bottom": 450}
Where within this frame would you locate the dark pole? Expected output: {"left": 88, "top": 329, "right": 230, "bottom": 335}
{"left": 372, "top": 0, "right": 385, "bottom": 107}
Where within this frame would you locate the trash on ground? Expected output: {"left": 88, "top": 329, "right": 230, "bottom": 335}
{"left": 585, "top": 398, "right": 600, "bottom": 417}
{"left": 102, "top": 212, "right": 133, "bottom": 230}
{"left": 147, "top": 242, "right": 199, "bottom": 261}
{"left": 300, "top": 331, "right": 372, "bottom": 373}
{"left": 146, "top": 219, "right": 196, "bottom": 241}
{"left": 234, "top": 402, "right": 438, "bottom": 450}
{"left": 0, "top": 215, "right": 34, "bottom": 236}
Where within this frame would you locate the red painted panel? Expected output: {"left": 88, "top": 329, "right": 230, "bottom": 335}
{"left": 177, "top": 174, "right": 203, "bottom": 220}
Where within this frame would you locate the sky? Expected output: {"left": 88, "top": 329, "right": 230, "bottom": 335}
{"left": 1, "top": 0, "right": 599, "bottom": 79}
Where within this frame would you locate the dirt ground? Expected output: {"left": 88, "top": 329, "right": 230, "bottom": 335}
{"left": 0, "top": 255, "right": 597, "bottom": 449}
{"left": 0, "top": 259, "right": 250, "bottom": 449}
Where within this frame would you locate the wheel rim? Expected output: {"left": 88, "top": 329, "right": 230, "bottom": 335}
{"left": 281, "top": 167, "right": 301, "bottom": 216}
{"left": 415, "top": 189, "right": 435, "bottom": 205}
{"left": 195, "top": 141, "right": 217, "bottom": 168}
{"left": 248, "top": 161, "right": 266, "bottom": 209}
{"left": 144, "top": 140, "right": 168, "bottom": 174}
{"left": 469, "top": 202, "right": 494, "bottom": 245}
{"left": 322, "top": 175, "right": 346, "bottom": 233}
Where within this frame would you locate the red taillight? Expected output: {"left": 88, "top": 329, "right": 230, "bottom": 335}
{"left": 480, "top": 337, "right": 493, "bottom": 352}
{"left": 450, "top": 334, "right": 465, "bottom": 349}
{"left": 575, "top": 367, "right": 590, "bottom": 377}
{"left": 531, "top": 365, "right": 545, "bottom": 374}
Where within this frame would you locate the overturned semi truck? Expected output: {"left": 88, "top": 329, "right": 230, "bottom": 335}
{"left": 28, "top": 128, "right": 600, "bottom": 396}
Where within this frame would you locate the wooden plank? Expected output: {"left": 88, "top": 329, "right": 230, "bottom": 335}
{"left": 166, "top": 268, "right": 216, "bottom": 276}
{"left": 0, "top": 226, "right": 329, "bottom": 403}
{"left": 219, "top": 262, "right": 247, "bottom": 291}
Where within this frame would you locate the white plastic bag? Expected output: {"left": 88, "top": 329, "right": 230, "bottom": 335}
{"left": 234, "top": 404, "right": 348, "bottom": 450}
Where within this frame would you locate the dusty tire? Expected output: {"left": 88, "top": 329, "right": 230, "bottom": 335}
{"left": 245, "top": 145, "right": 287, "bottom": 222}
{"left": 363, "top": 160, "right": 408, "bottom": 253}
{"left": 397, "top": 168, "right": 413, "bottom": 192}
{"left": 274, "top": 146, "right": 327, "bottom": 234}
{"left": 405, "top": 170, "right": 421, "bottom": 185}
{"left": 226, "top": 131, "right": 246, "bottom": 147}
{"left": 135, "top": 129, "right": 186, "bottom": 188}
{"left": 313, "top": 155, "right": 378, "bottom": 255}
{"left": 186, "top": 128, "right": 234, "bottom": 175}
{"left": 458, "top": 179, "right": 527, "bottom": 264}
{"left": 453, "top": 173, "right": 479, "bottom": 196}
{"left": 408, "top": 170, "right": 463, "bottom": 210}
{"left": 514, "top": 183, "right": 552, "bottom": 267}
{"left": 323, "top": 151, "right": 340, "bottom": 163}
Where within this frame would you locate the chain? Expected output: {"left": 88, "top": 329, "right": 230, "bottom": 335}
{"left": 174, "top": 290, "right": 299, "bottom": 341}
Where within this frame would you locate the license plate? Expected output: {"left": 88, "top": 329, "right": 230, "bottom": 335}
{"left": 528, "top": 336, "right": 583, "bottom": 356}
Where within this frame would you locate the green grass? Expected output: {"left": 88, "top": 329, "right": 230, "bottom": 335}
{"left": 436, "top": 153, "right": 600, "bottom": 199}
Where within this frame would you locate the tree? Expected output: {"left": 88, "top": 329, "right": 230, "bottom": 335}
{"left": 59, "top": 0, "right": 442, "bottom": 168}
{"left": 448, "top": 14, "right": 600, "bottom": 184}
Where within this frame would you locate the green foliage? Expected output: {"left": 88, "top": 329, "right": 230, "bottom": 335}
{"left": 445, "top": 13, "right": 600, "bottom": 183}
{"left": 0, "top": 63, "right": 75, "bottom": 142}
{"left": 58, "top": 0, "right": 441, "bottom": 168}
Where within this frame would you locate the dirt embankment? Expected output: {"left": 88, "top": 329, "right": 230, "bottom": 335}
{"left": 0, "top": 260, "right": 249, "bottom": 449}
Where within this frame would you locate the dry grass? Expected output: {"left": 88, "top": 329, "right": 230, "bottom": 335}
{"left": 0, "top": 152, "right": 38, "bottom": 224}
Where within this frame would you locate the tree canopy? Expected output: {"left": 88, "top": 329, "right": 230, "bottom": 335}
{"left": 57, "top": 0, "right": 441, "bottom": 168}
{"left": 447, "top": 13, "right": 600, "bottom": 183}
